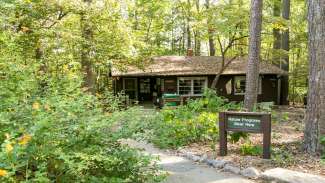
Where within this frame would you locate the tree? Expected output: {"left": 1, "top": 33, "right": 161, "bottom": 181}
{"left": 80, "top": 0, "right": 95, "bottom": 93}
{"left": 303, "top": 0, "right": 325, "bottom": 154}
{"left": 207, "top": 0, "right": 249, "bottom": 89}
{"left": 280, "top": 0, "right": 290, "bottom": 105}
{"left": 244, "top": 0, "right": 263, "bottom": 111}
{"left": 186, "top": 0, "right": 192, "bottom": 50}
{"left": 205, "top": 0, "right": 216, "bottom": 56}
{"left": 272, "top": 0, "right": 281, "bottom": 62}
{"left": 194, "top": 0, "right": 201, "bottom": 56}
{"left": 210, "top": 29, "right": 248, "bottom": 89}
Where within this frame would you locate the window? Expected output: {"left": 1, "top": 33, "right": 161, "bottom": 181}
{"left": 225, "top": 80, "right": 232, "bottom": 95}
{"left": 177, "top": 77, "right": 207, "bottom": 96}
{"left": 234, "top": 76, "right": 262, "bottom": 95}
{"left": 179, "top": 78, "right": 192, "bottom": 95}
{"left": 139, "top": 79, "right": 150, "bottom": 94}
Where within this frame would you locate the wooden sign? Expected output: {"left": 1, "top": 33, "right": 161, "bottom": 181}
{"left": 219, "top": 111, "right": 271, "bottom": 159}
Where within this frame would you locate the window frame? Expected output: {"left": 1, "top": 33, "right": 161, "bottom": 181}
{"left": 233, "top": 76, "right": 262, "bottom": 95}
{"left": 177, "top": 77, "right": 208, "bottom": 96}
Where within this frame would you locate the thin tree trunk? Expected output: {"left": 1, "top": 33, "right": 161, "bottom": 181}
{"left": 186, "top": 0, "right": 191, "bottom": 50}
{"left": 186, "top": 20, "right": 191, "bottom": 50}
{"left": 211, "top": 56, "right": 238, "bottom": 89}
{"left": 35, "top": 39, "right": 48, "bottom": 94}
{"left": 280, "top": 0, "right": 290, "bottom": 105}
{"left": 273, "top": 0, "right": 281, "bottom": 64}
{"left": 244, "top": 0, "right": 263, "bottom": 111}
{"left": 303, "top": 0, "right": 325, "bottom": 154}
{"left": 182, "top": 24, "right": 186, "bottom": 54}
{"left": 194, "top": 0, "right": 201, "bottom": 56}
{"left": 81, "top": 0, "right": 95, "bottom": 93}
{"left": 194, "top": 32, "right": 201, "bottom": 55}
{"left": 205, "top": 0, "right": 215, "bottom": 56}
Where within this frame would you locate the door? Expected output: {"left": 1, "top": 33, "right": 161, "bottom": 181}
{"left": 139, "top": 78, "right": 151, "bottom": 101}
{"left": 123, "top": 78, "right": 138, "bottom": 100}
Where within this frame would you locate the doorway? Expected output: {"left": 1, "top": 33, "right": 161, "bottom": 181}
{"left": 123, "top": 78, "right": 138, "bottom": 100}
{"left": 139, "top": 78, "right": 153, "bottom": 101}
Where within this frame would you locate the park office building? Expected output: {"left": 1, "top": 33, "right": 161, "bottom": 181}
{"left": 111, "top": 56, "right": 288, "bottom": 106}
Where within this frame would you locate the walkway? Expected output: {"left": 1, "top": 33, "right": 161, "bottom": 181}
{"left": 121, "top": 139, "right": 255, "bottom": 183}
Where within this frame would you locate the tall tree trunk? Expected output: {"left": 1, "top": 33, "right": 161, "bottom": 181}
{"left": 80, "top": 0, "right": 95, "bottom": 93}
{"left": 186, "top": 0, "right": 191, "bottom": 50}
{"left": 205, "top": 0, "right": 215, "bottom": 56}
{"left": 187, "top": 20, "right": 191, "bottom": 50}
{"left": 194, "top": 32, "right": 201, "bottom": 55}
{"left": 273, "top": 0, "right": 281, "bottom": 63}
{"left": 194, "top": 0, "right": 201, "bottom": 56}
{"left": 280, "top": 0, "right": 290, "bottom": 105}
{"left": 244, "top": 0, "right": 263, "bottom": 111}
{"left": 303, "top": 0, "right": 325, "bottom": 154}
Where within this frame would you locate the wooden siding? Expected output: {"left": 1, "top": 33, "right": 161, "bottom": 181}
{"left": 113, "top": 74, "right": 280, "bottom": 105}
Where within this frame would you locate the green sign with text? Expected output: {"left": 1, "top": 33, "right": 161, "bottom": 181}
{"left": 227, "top": 115, "right": 261, "bottom": 131}
{"left": 219, "top": 111, "right": 271, "bottom": 159}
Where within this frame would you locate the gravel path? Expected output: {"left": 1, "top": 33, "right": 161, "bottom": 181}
{"left": 121, "top": 139, "right": 255, "bottom": 183}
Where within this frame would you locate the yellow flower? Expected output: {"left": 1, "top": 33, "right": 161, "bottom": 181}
{"left": 5, "top": 143, "right": 13, "bottom": 153}
{"left": 0, "top": 169, "right": 8, "bottom": 177}
{"left": 4, "top": 133, "right": 10, "bottom": 139}
{"left": 18, "top": 134, "right": 32, "bottom": 145}
{"left": 32, "top": 102, "right": 40, "bottom": 110}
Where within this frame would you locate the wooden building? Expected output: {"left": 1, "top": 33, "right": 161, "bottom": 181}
{"left": 111, "top": 56, "right": 287, "bottom": 105}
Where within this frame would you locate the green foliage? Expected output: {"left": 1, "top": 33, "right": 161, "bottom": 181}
{"left": 240, "top": 143, "right": 263, "bottom": 156}
{"left": 150, "top": 89, "right": 240, "bottom": 149}
{"left": 97, "top": 91, "right": 129, "bottom": 112}
{"left": 0, "top": 0, "right": 311, "bottom": 180}
{"left": 320, "top": 136, "right": 325, "bottom": 160}
{"left": 272, "top": 111, "right": 290, "bottom": 124}
{"left": 111, "top": 107, "right": 158, "bottom": 141}
{"left": 0, "top": 83, "right": 162, "bottom": 182}
{"left": 151, "top": 110, "right": 219, "bottom": 149}
{"left": 229, "top": 132, "right": 249, "bottom": 143}
{"left": 113, "top": 89, "right": 238, "bottom": 149}
{"left": 272, "top": 146, "right": 294, "bottom": 166}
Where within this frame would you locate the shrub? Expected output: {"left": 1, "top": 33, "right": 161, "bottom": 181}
{"left": 149, "top": 89, "right": 240, "bottom": 149}
{"left": 0, "top": 82, "right": 162, "bottom": 182}
{"left": 240, "top": 143, "right": 263, "bottom": 156}
{"left": 110, "top": 107, "right": 158, "bottom": 141}
{"left": 150, "top": 110, "right": 219, "bottom": 148}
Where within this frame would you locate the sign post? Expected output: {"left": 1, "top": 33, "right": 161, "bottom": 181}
{"left": 219, "top": 111, "right": 271, "bottom": 159}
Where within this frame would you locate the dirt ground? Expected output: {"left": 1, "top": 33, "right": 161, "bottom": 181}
{"left": 179, "top": 106, "right": 325, "bottom": 176}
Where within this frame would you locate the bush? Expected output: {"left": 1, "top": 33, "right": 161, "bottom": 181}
{"left": 0, "top": 81, "right": 162, "bottom": 182}
{"left": 240, "top": 143, "right": 262, "bottom": 156}
{"left": 150, "top": 110, "right": 218, "bottom": 148}
{"left": 149, "top": 89, "right": 240, "bottom": 149}
{"left": 110, "top": 107, "right": 158, "bottom": 141}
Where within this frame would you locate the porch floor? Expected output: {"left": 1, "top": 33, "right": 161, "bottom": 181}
{"left": 138, "top": 101, "right": 156, "bottom": 109}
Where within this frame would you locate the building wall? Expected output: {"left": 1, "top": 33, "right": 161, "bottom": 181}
{"left": 113, "top": 74, "right": 280, "bottom": 105}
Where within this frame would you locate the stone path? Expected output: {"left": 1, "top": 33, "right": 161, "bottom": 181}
{"left": 262, "top": 168, "right": 325, "bottom": 183}
{"left": 121, "top": 139, "right": 255, "bottom": 183}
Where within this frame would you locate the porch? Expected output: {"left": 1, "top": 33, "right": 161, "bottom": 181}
{"left": 113, "top": 76, "right": 207, "bottom": 106}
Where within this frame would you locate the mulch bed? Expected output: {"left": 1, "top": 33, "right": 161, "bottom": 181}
{"left": 180, "top": 106, "right": 325, "bottom": 176}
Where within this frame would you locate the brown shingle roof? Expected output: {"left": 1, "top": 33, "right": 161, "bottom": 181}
{"left": 111, "top": 56, "right": 287, "bottom": 77}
